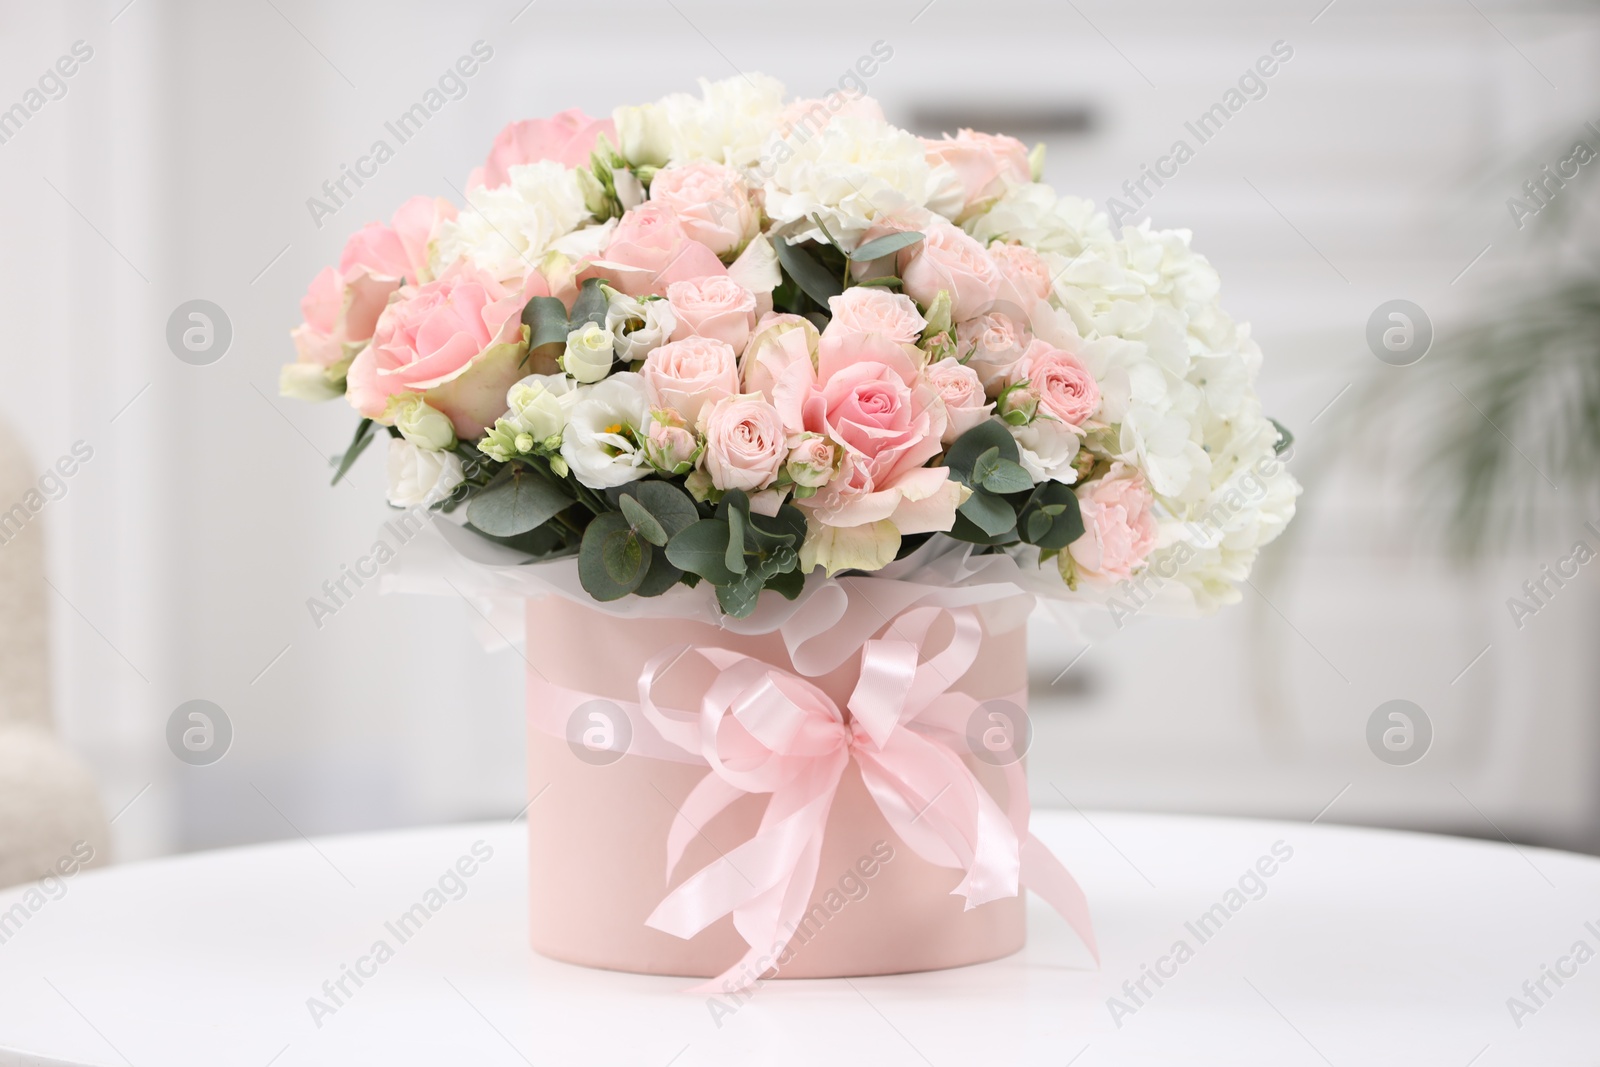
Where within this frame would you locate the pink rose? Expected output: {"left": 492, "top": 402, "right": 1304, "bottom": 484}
{"left": 924, "top": 358, "right": 993, "bottom": 444}
{"left": 589, "top": 202, "right": 726, "bottom": 297}
{"left": 778, "top": 94, "right": 886, "bottom": 140}
{"left": 640, "top": 336, "right": 740, "bottom": 426}
{"left": 1012, "top": 339, "right": 1100, "bottom": 430}
{"left": 471, "top": 109, "right": 616, "bottom": 190}
{"left": 773, "top": 331, "right": 962, "bottom": 534}
{"left": 740, "top": 313, "right": 819, "bottom": 402}
{"left": 786, "top": 433, "right": 837, "bottom": 488}
{"left": 291, "top": 197, "right": 459, "bottom": 369}
{"left": 701, "top": 395, "right": 786, "bottom": 493}
{"left": 987, "top": 241, "right": 1054, "bottom": 310}
{"left": 955, "top": 311, "right": 1032, "bottom": 393}
{"left": 1069, "top": 463, "right": 1158, "bottom": 582}
{"left": 665, "top": 276, "right": 758, "bottom": 353}
{"left": 345, "top": 263, "right": 543, "bottom": 438}
{"left": 921, "top": 129, "right": 1032, "bottom": 217}
{"left": 647, "top": 162, "right": 758, "bottom": 257}
{"left": 899, "top": 222, "right": 1002, "bottom": 322}
{"left": 290, "top": 267, "right": 395, "bottom": 369}
{"left": 824, "top": 288, "right": 927, "bottom": 345}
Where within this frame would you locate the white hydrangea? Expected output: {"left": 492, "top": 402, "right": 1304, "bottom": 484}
{"left": 761, "top": 115, "right": 938, "bottom": 248}
{"left": 965, "top": 182, "right": 1114, "bottom": 258}
{"left": 432, "top": 161, "right": 589, "bottom": 282}
{"left": 658, "top": 74, "right": 787, "bottom": 168}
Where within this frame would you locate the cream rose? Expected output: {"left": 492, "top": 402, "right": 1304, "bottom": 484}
{"left": 924, "top": 358, "right": 992, "bottom": 444}
{"left": 562, "top": 322, "right": 616, "bottom": 383}
{"left": 648, "top": 162, "right": 758, "bottom": 258}
{"left": 640, "top": 336, "right": 740, "bottom": 425}
{"left": 701, "top": 394, "right": 786, "bottom": 493}
{"left": 665, "top": 276, "right": 759, "bottom": 353}
{"left": 824, "top": 288, "right": 928, "bottom": 345}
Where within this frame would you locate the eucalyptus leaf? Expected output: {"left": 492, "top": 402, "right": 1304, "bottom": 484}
{"left": 765, "top": 566, "right": 805, "bottom": 600}
{"left": 1027, "top": 508, "right": 1052, "bottom": 543}
{"left": 949, "top": 511, "right": 1018, "bottom": 545}
{"left": 945, "top": 419, "right": 1020, "bottom": 480}
{"left": 724, "top": 503, "right": 748, "bottom": 576}
{"left": 854, "top": 276, "right": 903, "bottom": 288}
{"left": 850, "top": 230, "right": 924, "bottom": 263}
{"left": 626, "top": 481, "right": 700, "bottom": 538}
{"left": 569, "top": 277, "right": 609, "bottom": 330}
{"left": 981, "top": 457, "right": 1034, "bottom": 495}
{"left": 664, "top": 519, "right": 739, "bottom": 585}
{"left": 521, "top": 296, "right": 571, "bottom": 352}
{"left": 634, "top": 549, "right": 684, "bottom": 597}
{"left": 331, "top": 418, "right": 376, "bottom": 486}
{"left": 618, "top": 493, "right": 667, "bottom": 546}
{"left": 775, "top": 238, "right": 844, "bottom": 307}
{"left": 466, "top": 469, "right": 574, "bottom": 536}
{"left": 1270, "top": 418, "right": 1294, "bottom": 456}
{"left": 958, "top": 489, "right": 1017, "bottom": 537}
{"left": 578, "top": 512, "right": 648, "bottom": 601}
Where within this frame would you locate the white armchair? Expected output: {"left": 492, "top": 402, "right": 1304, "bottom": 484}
{"left": 0, "top": 421, "right": 109, "bottom": 888}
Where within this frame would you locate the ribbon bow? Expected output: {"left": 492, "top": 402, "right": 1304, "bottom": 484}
{"left": 638, "top": 606, "right": 1097, "bottom": 991}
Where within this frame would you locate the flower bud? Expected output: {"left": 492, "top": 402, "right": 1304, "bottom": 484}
{"left": 391, "top": 394, "right": 457, "bottom": 451}
{"left": 786, "top": 432, "right": 837, "bottom": 488}
{"left": 613, "top": 103, "right": 671, "bottom": 167}
{"left": 562, "top": 322, "right": 616, "bottom": 383}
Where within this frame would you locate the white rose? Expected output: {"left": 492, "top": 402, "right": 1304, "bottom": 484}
{"left": 1011, "top": 418, "right": 1081, "bottom": 484}
{"left": 614, "top": 103, "right": 672, "bottom": 167}
{"left": 604, "top": 291, "right": 677, "bottom": 362}
{"left": 562, "top": 322, "right": 616, "bottom": 383}
{"left": 386, "top": 438, "right": 464, "bottom": 508}
{"left": 560, "top": 373, "right": 652, "bottom": 488}
{"left": 432, "top": 161, "right": 589, "bottom": 282}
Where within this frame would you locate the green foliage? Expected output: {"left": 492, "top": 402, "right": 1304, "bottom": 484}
{"left": 466, "top": 467, "right": 574, "bottom": 536}
{"left": 578, "top": 512, "right": 649, "bottom": 601}
{"left": 775, "top": 237, "right": 843, "bottom": 307}
{"left": 331, "top": 418, "right": 376, "bottom": 485}
{"left": 850, "top": 231, "right": 924, "bottom": 263}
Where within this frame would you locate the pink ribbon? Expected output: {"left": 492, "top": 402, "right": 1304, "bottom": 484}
{"left": 637, "top": 605, "right": 1098, "bottom": 992}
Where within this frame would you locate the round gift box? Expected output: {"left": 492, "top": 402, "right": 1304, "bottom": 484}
{"left": 523, "top": 593, "right": 1028, "bottom": 980}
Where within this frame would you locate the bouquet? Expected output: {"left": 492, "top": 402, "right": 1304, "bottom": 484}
{"left": 280, "top": 74, "right": 1299, "bottom": 621}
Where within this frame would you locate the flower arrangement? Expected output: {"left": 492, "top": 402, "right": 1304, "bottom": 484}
{"left": 282, "top": 75, "right": 1299, "bottom": 619}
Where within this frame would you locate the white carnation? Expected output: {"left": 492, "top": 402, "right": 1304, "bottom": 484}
{"left": 658, "top": 74, "right": 787, "bottom": 168}
{"left": 433, "top": 161, "right": 589, "bottom": 281}
{"left": 762, "top": 116, "right": 936, "bottom": 248}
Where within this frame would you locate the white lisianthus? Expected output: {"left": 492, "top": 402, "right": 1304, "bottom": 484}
{"left": 560, "top": 373, "right": 652, "bottom": 488}
{"left": 562, "top": 322, "right": 616, "bottom": 383}
{"left": 433, "top": 161, "right": 589, "bottom": 281}
{"left": 658, "top": 74, "right": 787, "bottom": 167}
{"left": 763, "top": 116, "right": 934, "bottom": 248}
{"left": 614, "top": 103, "right": 672, "bottom": 167}
{"left": 386, "top": 438, "right": 464, "bottom": 508}
{"left": 506, "top": 373, "right": 580, "bottom": 440}
{"left": 604, "top": 290, "right": 676, "bottom": 362}
{"left": 390, "top": 394, "right": 456, "bottom": 451}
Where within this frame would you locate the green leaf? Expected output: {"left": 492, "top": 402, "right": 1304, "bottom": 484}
{"left": 724, "top": 503, "right": 748, "bottom": 575}
{"left": 521, "top": 296, "right": 570, "bottom": 352}
{"left": 850, "top": 230, "right": 924, "bottom": 263}
{"left": 466, "top": 469, "right": 574, "bottom": 536}
{"left": 775, "top": 238, "right": 844, "bottom": 307}
{"left": 1270, "top": 417, "right": 1294, "bottom": 456}
{"left": 764, "top": 566, "right": 805, "bottom": 600}
{"left": 579, "top": 513, "right": 648, "bottom": 601}
{"left": 1018, "top": 482, "right": 1084, "bottom": 550}
{"left": 331, "top": 418, "right": 376, "bottom": 486}
{"left": 945, "top": 420, "right": 1020, "bottom": 481}
{"left": 618, "top": 493, "right": 667, "bottom": 546}
{"left": 949, "top": 510, "right": 1018, "bottom": 546}
{"left": 633, "top": 547, "right": 684, "bottom": 597}
{"left": 854, "top": 275, "right": 903, "bottom": 288}
{"left": 958, "top": 489, "right": 1017, "bottom": 537}
{"left": 664, "top": 519, "right": 739, "bottom": 585}
{"left": 569, "top": 277, "right": 608, "bottom": 331}
{"left": 981, "top": 457, "right": 1034, "bottom": 495}
{"left": 1027, "top": 508, "right": 1052, "bottom": 543}
{"left": 970, "top": 447, "right": 1002, "bottom": 488}
{"left": 626, "top": 481, "right": 699, "bottom": 538}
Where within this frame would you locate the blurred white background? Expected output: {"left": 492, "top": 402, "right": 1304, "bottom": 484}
{"left": 2, "top": 0, "right": 1598, "bottom": 863}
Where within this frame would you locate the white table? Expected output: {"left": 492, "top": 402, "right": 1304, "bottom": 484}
{"left": 0, "top": 812, "right": 1595, "bottom": 1066}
